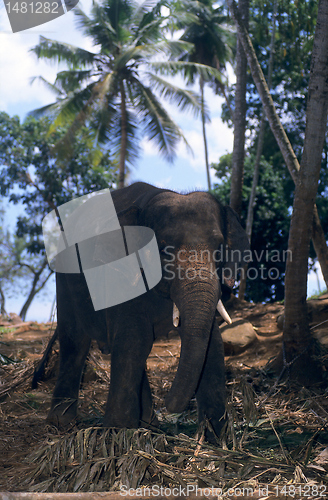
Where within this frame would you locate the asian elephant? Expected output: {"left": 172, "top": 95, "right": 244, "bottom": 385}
{"left": 46, "top": 182, "right": 249, "bottom": 440}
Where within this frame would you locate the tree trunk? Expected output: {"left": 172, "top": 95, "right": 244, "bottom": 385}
{"left": 227, "top": 0, "right": 328, "bottom": 290}
{"left": 0, "top": 285, "right": 6, "bottom": 316}
{"left": 200, "top": 78, "right": 211, "bottom": 191}
{"left": 283, "top": 0, "right": 328, "bottom": 381}
{"left": 118, "top": 80, "right": 128, "bottom": 190}
{"left": 239, "top": 0, "right": 277, "bottom": 299}
{"left": 229, "top": 0, "right": 249, "bottom": 216}
{"left": 19, "top": 264, "right": 53, "bottom": 321}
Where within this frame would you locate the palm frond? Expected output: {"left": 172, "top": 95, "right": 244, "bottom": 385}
{"left": 48, "top": 84, "right": 96, "bottom": 132}
{"left": 131, "top": 0, "right": 158, "bottom": 24}
{"left": 30, "top": 36, "right": 96, "bottom": 68}
{"left": 102, "top": 0, "right": 135, "bottom": 37}
{"left": 87, "top": 76, "right": 120, "bottom": 146}
{"left": 151, "top": 60, "right": 225, "bottom": 84}
{"left": 147, "top": 72, "right": 209, "bottom": 121}
{"left": 106, "top": 105, "right": 141, "bottom": 165}
{"left": 28, "top": 102, "right": 59, "bottom": 119}
{"left": 74, "top": 4, "right": 117, "bottom": 51}
{"left": 55, "top": 70, "right": 94, "bottom": 94}
{"left": 51, "top": 75, "right": 120, "bottom": 158}
{"left": 133, "top": 17, "right": 163, "bottom": 46}
{"left": 155, "top": 39, "right": 194, "bottom": 59}
{"left": 128, "top": 77, "right": 191, "bottom": 161}
{"left": 30, "top": 76, "right": 64, "bottom": 97}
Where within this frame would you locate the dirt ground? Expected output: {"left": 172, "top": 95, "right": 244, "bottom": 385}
{"left": 0, "top": 297, "right": 328, "bottom": 494}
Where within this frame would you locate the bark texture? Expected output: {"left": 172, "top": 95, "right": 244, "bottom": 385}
{"left": 229, "top": 0, "right": 249, "bottom": 216}
{"left": 283, "top": 0, "right": 328, "bottom": 379}
{"left": 200, "top": 78, "right": 211, "bottom": 191}
{"left": 118, "top": 80, "right": 127, "bottom": 189}
{"left": 19, "top": 261, "right": 53, "bottom": 321}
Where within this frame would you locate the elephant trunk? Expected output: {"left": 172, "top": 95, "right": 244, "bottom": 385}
{"left": 165, "top": 267, "right": 220, "bottom": 413}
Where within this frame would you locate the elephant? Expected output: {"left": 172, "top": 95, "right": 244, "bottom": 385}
{"left": 45, "top": 182, "right": 249, "bottom": 440}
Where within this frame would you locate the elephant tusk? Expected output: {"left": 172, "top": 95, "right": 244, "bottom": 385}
{"left": 217, "top": 300, "right": 232, "bottom": 325}
{"left": 173, "top": 303, "right": 180, "bottom": 327}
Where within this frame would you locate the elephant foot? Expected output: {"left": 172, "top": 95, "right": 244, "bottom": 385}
{"left": 103, "top": 409, "right": 159, "bottom": 430}
{"left": 103, "top": 410, "right": 139, "bottom": 429}
{"left": 46, "top": 399, "right": 78, "bottom": 428}
{"left": 140, "top": 410, "right": 160, "bottom": 430}
{"left": 199, "top": 414, "right": 226, "bottom": 445}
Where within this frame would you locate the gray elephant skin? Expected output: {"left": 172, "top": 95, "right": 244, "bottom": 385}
{"left": 47, "top": 182, "right": 249, "bottom": 440}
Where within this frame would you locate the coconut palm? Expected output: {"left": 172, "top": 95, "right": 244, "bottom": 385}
{"left": 31, "top": 0, "right": 215, "bottom": 188}
{"left": 170, "top": 0, "right": 235, "bottom": 190}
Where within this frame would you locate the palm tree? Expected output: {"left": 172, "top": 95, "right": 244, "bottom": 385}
{"left": 170, "top": 0, "right": 235, "bottom": 190}
{"left": 31, "top": 0, "right": 211, "bottom": 188}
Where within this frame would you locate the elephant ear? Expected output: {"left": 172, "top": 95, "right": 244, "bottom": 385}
{"left": 223, "top": 206, "right": 250, "bottom": 282}
{"left": 116, "top": 205, "right": 140, "bottom": 226}
{"left": 112, "top": 182, "right": 169, "bottom": 227}
{"left": 92, "top": 184, "right": 168, "bottom": 265}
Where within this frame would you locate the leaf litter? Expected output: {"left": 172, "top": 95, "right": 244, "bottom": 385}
{"left": 0, "top": 300, "right": 328, "bottom": 496}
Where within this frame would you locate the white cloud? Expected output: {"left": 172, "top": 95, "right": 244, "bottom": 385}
{"left": 0, "top": 32, "right": 57, "bottom": 112}
{"left": 154, "top": 176, "right": 173, "bottom": 188}
{"left": 0, "top": 0, "right": 94, "bottom": 116}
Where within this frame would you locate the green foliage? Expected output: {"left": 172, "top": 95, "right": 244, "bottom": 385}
{"left": 212, "top": 153, "right": 290, "bottom": 302}
{"left": 0, "top": 112, "right": 117, "bottom": 238}
{"left": 222, "top": 0, "right": 318, "bottom": 145}
{"left": 244, "top": 0, "right": 328, "bottom": 256}
{"left": 218, "top": 0, "right": 328, "bottom": 301}
{"left": 0, "top": 112, "right": 117, "bottom": 318}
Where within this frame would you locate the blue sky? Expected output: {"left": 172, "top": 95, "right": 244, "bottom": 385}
{"left": 0, "top": 1, "right": 325, "bottom": 320}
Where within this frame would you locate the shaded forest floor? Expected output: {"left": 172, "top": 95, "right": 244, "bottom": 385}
{"left": 0, "top": 297, "right": 328, "bottom": 496}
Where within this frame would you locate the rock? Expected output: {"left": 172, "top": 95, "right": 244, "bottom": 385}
{"left": 9, "top": 312, "right": 23, "bottom": 324}
{"left": 276, "top": 314, "right": 284, "bottom": 330}
{"left": 220, "top": 319, "right": 257, "bottom": 355}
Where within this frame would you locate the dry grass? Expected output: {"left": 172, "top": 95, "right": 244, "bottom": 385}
{"left": 1, "top": 305, "right": 328, "bottom": 495}
{"left": 1, "top": 357, "right": 328, "bottom": 495}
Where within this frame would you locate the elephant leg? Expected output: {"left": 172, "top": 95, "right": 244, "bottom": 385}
{"left": 140, "top": 370, "right": 159, "bottom": 428}
{"left": 47, "top": 275, "right": 91, "bottom": 427}
{"left": 104, "top": 315, "right": 153, "bottom": 429}
{"left": 47, "top": 326, "right": 91, "bottom": 427}
{"left": 196, "top": 319, "right": 226, "bottom": 442}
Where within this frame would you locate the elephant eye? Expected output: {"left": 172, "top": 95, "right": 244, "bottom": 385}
{"left": 158, "top": 240, "right": 167, "bottom": 252}
{"left": 213, "top": 229, "right": 223, "bottom": 239}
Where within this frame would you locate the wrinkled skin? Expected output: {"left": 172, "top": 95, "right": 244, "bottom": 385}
{"left": 47, "top": 182, "right": 249, "bottom": 441}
